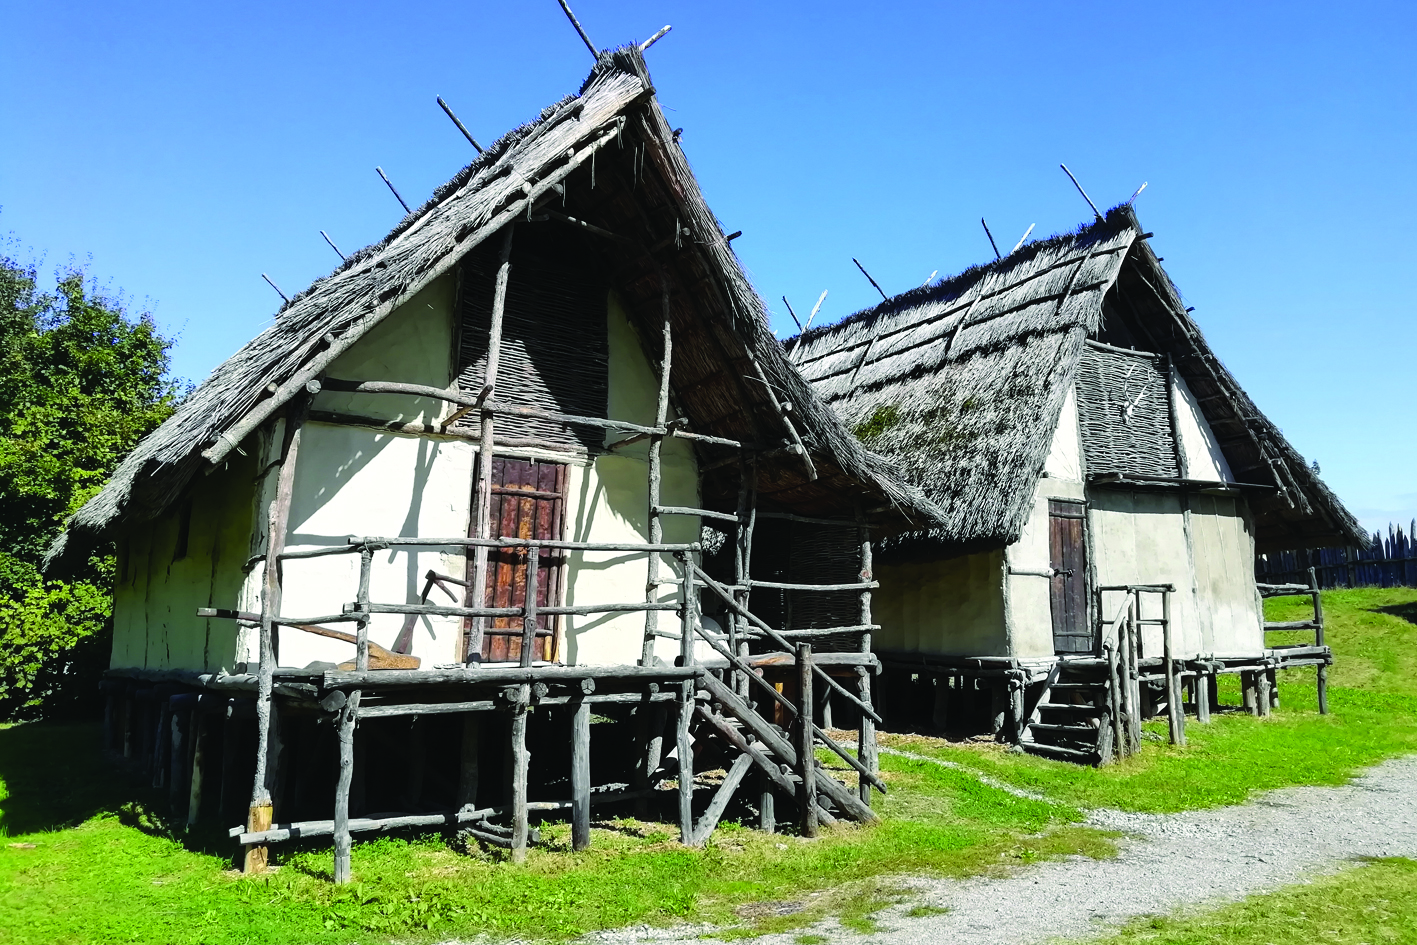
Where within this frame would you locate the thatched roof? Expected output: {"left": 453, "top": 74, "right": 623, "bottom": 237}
{"left": 792, "top": 205, "right": 1363, "bottom": 556}
{"left": 47, "top": 48, "right": 945, "bottom": 570}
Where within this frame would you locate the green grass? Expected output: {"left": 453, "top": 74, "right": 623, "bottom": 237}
{"left": 1081, "top": 857, "right": 1417, "bottom": 944}
{"left": 2, "top": 587, "right": 1412, "bottom": 944}
{"left": 885, "top": 587, "right": 1417, "bottom": 813}
{"left": 0, "top": 722, "right": 1110, "bottom": 944}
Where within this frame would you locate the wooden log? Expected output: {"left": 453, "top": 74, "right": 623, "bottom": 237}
{"left": 1125, "top": 601, "right": 1142, "bottom": 753}
{"left": 655, "top": 504, "right": 739, "bottom": 524}
{"left": 1317, "top": 663, "right": 1330, "bottom": 715}
{"left": 1256, "top": 670, "right": 1272, "bottom": 717}
{"left": 510, "top": 684, "right": 531, "bottom": 863}
{"left": 796, "top": 645, "right": 818, "bottom": 838}
{"left": 691, "top": 752, "right": 753, "bottom": 845}
{"left": 520, "top": 546, "right": 541, "bottom": 668}
{"left": 333, "top": 690, "right": 360, "bottom": 883}
{"left": 732, "top": 451, "right": 756, "bottom": 699}
{"left": 187, "top": 708, "right": 209, "bottom": 826}
{"left": 643, "top": 278, "right": 673, "bottom": 665}
{"left": 989, "top": 681, "right": 1008, "bottom": 740}
{"left": 691, "top": 706, "right": 797, "bottom": 797}
{"left": 1162, "top": 590, "right": 1185, "bottom": 746}
{"left": 249, "top": 397, "right": 308, "bottom": 874}
{"left": 1195, "top": 671, "right": 1212, "bottom": 724}
{"left": 469, "top": 227, "right": 515, "bottom": 661}
{"left": 758, "top": 767, "right": 775, "bottom": 833}
{"left": 322, "top": 663, "right": 700, "bottom": 688}
{"left": 676, "top": 680, "right": 694, "bottom": 844}
{"left": 350, "top": 535, "right": 699, "bottom": 553}
{"left": 571, "top": 696, "right": 591, "bottom": 851}
{"left": 698, "top": 673, "right": 874, "bottom": 824}
{"left": 855, "top": 503, "right": 877, "bottom": 805}
{"left": 1105, "top": 642, "right": 1124, "bottom": 758}
{"left": 1267, "top": 667, "right": 1279, "bottom": 711}
{"left": 748, "top": 579, "right": 880, "bottom": 592}
{"left": 1242, "top": 670, "right": 1258, "bottom": 714}
{"left": 932, "top": 675, "right": 950, "bottom": 731}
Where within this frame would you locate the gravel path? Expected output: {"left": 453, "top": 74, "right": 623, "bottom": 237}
{"left": 573, "top": 753, "right": 1417, "bottom": 945}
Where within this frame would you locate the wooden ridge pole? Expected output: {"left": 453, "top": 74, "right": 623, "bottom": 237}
{"left": 246, "top": 393, "right": 309, "bottom": 873}
{"left": 642, "top": 278, "right": 673, "bottom": 664}
{"left": 468, "top": 227, "right": 514, "bottom": 662}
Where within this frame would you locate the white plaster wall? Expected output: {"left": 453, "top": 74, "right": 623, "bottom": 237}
{"left": 312, "top": 275, "right": 457, "bottom": 424}
{"left": 874, "top": 550, "right": 1007, "bottom": 657}
{"left": 261, "top": 422, "right": 474, "bottom": 669}
{"left": 1042, "top": 385, "right": 1083, "bottom": 482}
{"left": 1172, "top": 374, "right": 1234, "bottom": 483}
{"left": 1005, "top": 478, "right": 1088, "bottom": 658}
{"left": 1088, "top": 490, "right": 1205, "bottom": 657}
{"left": 110, "top": 451, "right": 257, "bottom": 672}
{"left": 1188, "top": 493, "right": 1264, "bottom": 655}
{"left": 560, "top": 291, "right": 705, "bottom": 667}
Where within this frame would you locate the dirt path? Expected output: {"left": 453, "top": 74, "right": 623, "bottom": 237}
{"left": 589, "top": 752, "right": 1417, "bottom": 945}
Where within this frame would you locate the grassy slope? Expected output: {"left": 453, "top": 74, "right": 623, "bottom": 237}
{"left": 0, "top": 722, "right": 1109, "bottom": 944}
{"left": 884, "top": 587, "right": 1417, "bottom": 813}
{"left": 1081, "top": 857, "right": 1417, "bottom": 945}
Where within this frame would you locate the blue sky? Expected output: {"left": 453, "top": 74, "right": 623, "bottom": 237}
{"left": 3, "top": 1, "right": 1413, "bottom": 535}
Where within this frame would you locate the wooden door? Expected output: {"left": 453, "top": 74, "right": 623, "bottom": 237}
{"left": 469, "top": 458, "right": 567, "bottom": 663}
{"left": 1048, "top": 500, "right": 1092, "bottom": 655}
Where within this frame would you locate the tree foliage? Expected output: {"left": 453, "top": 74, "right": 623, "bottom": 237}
{"left": 0, "top": 249, "right": 183, "bottom": 720}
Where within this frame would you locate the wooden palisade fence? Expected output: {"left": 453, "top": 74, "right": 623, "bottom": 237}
{"left": 1257, "top": 520, "right": 1417, "bottom": 589}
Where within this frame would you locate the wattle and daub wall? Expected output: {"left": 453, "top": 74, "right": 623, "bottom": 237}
{"left": 111, "top": 240, "right": 701, "bottom": 674}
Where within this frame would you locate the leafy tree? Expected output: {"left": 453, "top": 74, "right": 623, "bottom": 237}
{"left": 0, "top": 248, "right": 183, "bottom": 720}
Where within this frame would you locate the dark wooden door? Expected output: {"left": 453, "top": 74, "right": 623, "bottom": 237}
{"left": 1048, "top": 500, "right": 1092, "bottom": 655}
{"left": 469, "top": 458, "right": 567, "bottom": 663}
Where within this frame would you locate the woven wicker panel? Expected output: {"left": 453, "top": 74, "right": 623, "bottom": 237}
{"left": 454, "top": 230, "right": 608, "bottom": 451}
{"left": 1075, "top": 346, "right": 1180, "bottom": 478}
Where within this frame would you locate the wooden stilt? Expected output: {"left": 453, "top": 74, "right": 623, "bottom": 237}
{"left": 187, "top": 706, "right": 210, "bottom": 826}
{"left": 757, "top": 766, "right": 775, "bottom": 833}
{"left": 510, "top": 684, "right": 531, "bottom": 863}
{"left": 1256, "top": 669, "right": 1272, "bottom": 717}
{"left": 468, "top": 226, "right": 515, "bottom": 663}
{"left": 989, "top": 681, "right": 1008, "bottom": 740}
{"left": 570, "top": 695, "right": 591, "bottom": 851}
{"left": 1317, "top": 663, "right": 1330, "bottom": 715}
{"left": 1195, "top": 672, "right": 1212, "bottom": 724}
{"left": 1242, "top": 671, "right": 1258, "bottom": 715}
{"left": 675, "top": 680, "right": 693, "bottom": 844}
{"left": 733, "top": 452, "right": 757, "bottom": 698}
{"left": 457, "top": 714, "right": 481, "bottom": 811}
{"left": 248, "top": 394, "right": 309, "bottom": 873}
{"left": 633, "top": 698, "right": 666, "bottom": 819}
{"left": 169, "top": 695, "right": 195, "bottom": 813}
{"left": 1009, "top": 674, "right": 1027, "bottom": 746}
{"left": 931, "top": 675, "right": 950, "bottom": 731}
{"left": 1105, "top": 641, "right": 1125, "bottom": 758}
{"left": 333, "top": 691, "right": 360, "bottom": 883}
{"left": 796, "top": 644, "right": 818, "bottom": 838}
{"left": 1266, "top": 667, "right": 1279, "bottom": 712}
{"left": 154, "top": 698, "right": 172, "bottom": 789}
{"left": 1162, "top": 590, "right": 1185, "bottom": 746}
{"left": 1124, "top": 600, "right": 1142, "bottom": 753}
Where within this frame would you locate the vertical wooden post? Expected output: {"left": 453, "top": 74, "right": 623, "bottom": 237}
{"left": 187, "top": 703, "right": 210, "bottom": 826}
{"left": 457, "top": 714, "right": 480, "bottom": 810}
{"left": 521, "top": 544, "right": 540, "bottom": 668}
{"left": 1123, "top": 598, "right": 1141, "bottom": 754}
{"left": 169, "top": 695, "right": 194, "bottom": 812}
{"left": 1009, "top": 673, "right": 1027, "bottom": 745}
{"left": 675, "top": 679, "right": 694, "bottom": 844}
{"left": 1310, "top": 565, "right": 1328, "bottom": 714}
{"left": 677, "top": 551, "right": 696, "bottom": 668}
{"left": 510, "top": 683, "right": 531, "bottom": 863}
{"left": 355, "top": 547, "right": 372, "bottom": 672}
{"left": 468, "top": 227, "right": 515, "bottom": 662}
{"left": 1242, "top": 671, "right": 1258, "bottom": 715}
{"left": 1256, "top": 667, "right": 1272, "bottom": 717}
{"left": 1162, "top": 590, "right": 1185, "bottom": 746}
{"left": 332, "top": 690, "right": 360, "bottom": 884}
{"left": 1195, "top": 671, "right": 1212, "bottom": 724}
{"left": 854, "top": 504, "right": 877, "bottom": 805}
{"left": 1317, "top": 663, "right": 1330, "bottom": 715}
{"left": 796, "top": 644, "right": 818, "bottom": 838}
{"left": 757, "top": 763, "right": 776, "bottom": 833}
{"left": 248, "top": 395, "right": 308, "bottom": 874}
{"left": 1105, "top": 639, "right": 1125, "bottom": 757}
{"left": 642, "top": 279, "right": 673, "bottom": 665}
{"left": 571, "top": 694, "right": 591, "bottom": 851}
{"left": 733, "top": 452, "right": 757, "bottom": 697}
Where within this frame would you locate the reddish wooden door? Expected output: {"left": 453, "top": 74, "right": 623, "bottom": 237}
{"left": 469, "top": 458, "right": 567, "bottom": 663}
{"left": 1048, "top": 500, "right": 1092, "bottom": 655}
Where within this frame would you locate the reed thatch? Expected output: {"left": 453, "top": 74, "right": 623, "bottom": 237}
{"left": 47, "top": 48, "right": 944, "bottom": 570}
{"left": 793, "top": 206, "right": 1363, "bottom": 556}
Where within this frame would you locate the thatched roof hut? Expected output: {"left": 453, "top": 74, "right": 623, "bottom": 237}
{"left": 47, "top": 47, "right": 944, "bottom": 571}
{"left": 792, "top": 205, "right": 1363, "bottom": 557}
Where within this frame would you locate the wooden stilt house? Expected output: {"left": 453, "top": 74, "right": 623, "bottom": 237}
{"left": 46, "top": 48, "right": 948, "bottom": 875}
{"left": 791, "top": 206, "right": 1365, "bottom": 763}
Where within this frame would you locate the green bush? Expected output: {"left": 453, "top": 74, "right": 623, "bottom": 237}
{"left": 0, "top": 244, "right": 181, "bottom": 720}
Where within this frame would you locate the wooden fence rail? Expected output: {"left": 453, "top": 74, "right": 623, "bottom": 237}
{"left": 1256, "top": 520, "right": 1417, "bottom": 589}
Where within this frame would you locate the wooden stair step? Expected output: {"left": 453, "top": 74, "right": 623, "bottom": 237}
{"left": 1038, "top": 703, "right": 1108, "bottom": 716}
{"left": 1029, "top": 721, "right": 1098, "bottom": 735}
{"left": 1022, "top": 741, "right": 1100, "bottom": 763}
{"left": 1049, "top": 682, "right": 1106, "bottom": 690}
